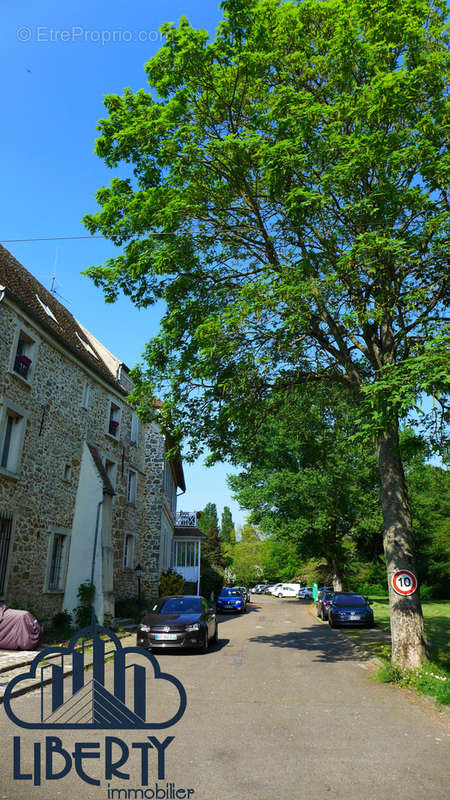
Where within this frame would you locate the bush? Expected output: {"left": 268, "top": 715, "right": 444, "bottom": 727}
{"left": 359, "top": 582, "right": 387, "bottom": 597}
{"left": 159, "top": 569, "right": 186, "bottom": 597}
{"left": 115, "top": 596, "right": 143, "bottom": 622}
{"left": 200, "top": 564, "right": 223, "bottom": 601}
{"left": 74, "top": 581, "right": 95, "bottom": 628}
{"left": 52, "top": 610, "right": 73, "bottom": 637}
{"left": 420, "top": 583, "right": 449, "bottom": 601}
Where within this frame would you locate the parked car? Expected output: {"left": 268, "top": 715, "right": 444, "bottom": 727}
{"left": 137, "top": 595, "right": 218, "bottom": 652}
{"left": 251, "top": 584, "right": 268, "bottom": 594}
{"left": 216, "top": 587, "right": 247, "bottom": 613}
{"left": 238, "top": 586, "right": 250, "bottom": 603}
{"left": 267, "top": 583, "right": 283, "bottom": 595}
{"left": 328, "top": 593, "right": 374, "bottom": 628}
{"left": 298, "top": 587, "right": 314, "bottom": 599}
{"left": 316, "top": 589, "right": 334, "bottom": 620}
{"left": 274, "top": 583, "right": 301, "bottom": 598}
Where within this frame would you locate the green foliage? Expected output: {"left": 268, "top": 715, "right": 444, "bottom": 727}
{"left": 200, "top": 564, "right": 223, "bottom": 601}
{"left": 220, "top": 506, "right": 236, "bottom": 544}
{"left": 84, "top": 0, "right": 449, "bottom": 667}
{"left": 51, "top": 610, "right": 73, "bottom": 637}
{"left": 74, "top": 581, "right": 95, "bottom": 629}
{"left": 228, "top": 386, "right": 384, "bottom": 585}
{"left": 159, "top": 569, "right": 186, "bottom": 597}
{"left": 114, "top": 596, "right": 145, "bottom": 622}
{"left": 197, "top": 503, "right": 219, "bottom": 535}
{"left": 375, "top": 663, "right": 450, "bottom": 708}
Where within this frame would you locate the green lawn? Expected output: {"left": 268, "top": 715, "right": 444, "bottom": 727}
{"left": 337, "top": 598, "right": 450, "bottom": 707}
{"left": 369, "top": 598, "right": 450, "bottom": 672}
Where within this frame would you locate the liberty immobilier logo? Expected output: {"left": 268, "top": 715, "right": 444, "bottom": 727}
{"left": 3, "top": 624, "right": 194, "bottom": 796}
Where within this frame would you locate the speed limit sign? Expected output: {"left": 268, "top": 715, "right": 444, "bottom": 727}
{"left": 391, "top": 570, "right": 417, "bottom": 596}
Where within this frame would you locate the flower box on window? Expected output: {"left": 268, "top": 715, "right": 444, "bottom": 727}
{"left": 14, "top": 354, "right": 32, "bottom": 378}
{"left": 109, "top": 420, "right": 119, "bottom": 436}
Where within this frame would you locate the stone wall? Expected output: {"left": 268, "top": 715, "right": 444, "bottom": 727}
{"left": 0, "top": 297, "right": 173, "bottom": 624}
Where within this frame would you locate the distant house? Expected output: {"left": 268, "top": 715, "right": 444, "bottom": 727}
{"left": 0, "top": 244, "right": 185, "bottom": 625}
{"left": 172, "top": 511, "right": 206, "bottom": 594}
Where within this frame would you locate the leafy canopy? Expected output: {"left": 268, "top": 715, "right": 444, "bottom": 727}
{"left": 83, "top": 0, "right": 449, "bottom": 457}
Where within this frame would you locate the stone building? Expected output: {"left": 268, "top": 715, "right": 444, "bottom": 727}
{"left": 0, "top": 244, "right": 185, "bottom": 625}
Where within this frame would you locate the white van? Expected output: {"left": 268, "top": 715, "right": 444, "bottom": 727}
{"left": 274, "top": 583, "right": 301, "bottom": 598}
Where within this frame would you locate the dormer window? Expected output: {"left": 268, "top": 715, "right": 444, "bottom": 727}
{"left": 108, "top": 401, "right": 121, "bottom": 437}
{"left": 36, "top": 294, "right": 59, "bottom": 324}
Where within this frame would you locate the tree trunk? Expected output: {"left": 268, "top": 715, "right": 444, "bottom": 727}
{"left": 330, "top": 558, "right": 343, "bottom": 592}
{"left": 376, "top": 422, "right": 428, "bottom": 669}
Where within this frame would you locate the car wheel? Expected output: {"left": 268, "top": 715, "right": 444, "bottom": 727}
{"left": 277, "top": 593, "right": 282, "bottom": 598}
{"left": 329, "top": 616, "right": 336, "bottom": 628}
{"left": 212, "top": 623, "right": 219, "bottom": 644}
{"left": 318, "top": 608, "right": 323, "bottom": 620}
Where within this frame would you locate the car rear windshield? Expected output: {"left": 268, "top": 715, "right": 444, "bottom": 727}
{"left": 158, "top": 598, "right": 202, "bottom": 614}
{"left": 221, "top": 589, "right": 241, "bottom": 597}
{"left": 334, "top": 595, "right": 366, "bottom": 607}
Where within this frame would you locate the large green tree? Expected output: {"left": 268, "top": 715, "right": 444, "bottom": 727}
{"left": 228, "top": 387, "right": 384, "bottom": 591}
{"left": 84, "top": 0, "right": 449, "bottom": 668}
{"left": 220, "top": 506, "right": 236, "bottom": 544}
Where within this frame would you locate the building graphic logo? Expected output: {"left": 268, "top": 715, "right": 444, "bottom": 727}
{"left": 3, "top": 625, "right": 187, "bottom": 730}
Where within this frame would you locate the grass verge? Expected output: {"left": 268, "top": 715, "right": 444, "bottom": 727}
{"left": 335, "top": 597, "right": 450, "bottom": 708}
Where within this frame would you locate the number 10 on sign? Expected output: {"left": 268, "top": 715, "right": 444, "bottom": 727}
{"left": 391, "top": 570, "right": 417, "bottom": 596}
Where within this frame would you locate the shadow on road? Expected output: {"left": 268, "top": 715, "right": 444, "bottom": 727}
{"left": 249, "top": 626, "right": 373, "bottom": 663}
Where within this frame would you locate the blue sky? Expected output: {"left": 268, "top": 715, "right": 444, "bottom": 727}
{"left": 0, "top": 0, "right": 249, "bottom": 528}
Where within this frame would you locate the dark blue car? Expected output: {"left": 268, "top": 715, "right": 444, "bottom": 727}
{"left": 216, "top": 587, "right": 246, "bottom": 614}
{"left": 328, "top": 593, "right": 374, "bottom": 628}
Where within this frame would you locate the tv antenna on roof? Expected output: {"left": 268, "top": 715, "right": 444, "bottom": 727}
{"left": 49, "top": 248, "right": 72, "bottom": 305}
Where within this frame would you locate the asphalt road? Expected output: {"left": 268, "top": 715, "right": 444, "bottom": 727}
{"left": 0, "top": 595, "right": 449, "bottom": 800}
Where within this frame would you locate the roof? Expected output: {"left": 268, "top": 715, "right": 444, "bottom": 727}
{"left": 0, "top": 245, "right": 186, "bottom": 487}
{"left": 0, "top": 244, "right": 125, "bottom": 392}
{"left": 174, "top": 526, "right": 207, "bottom": 540}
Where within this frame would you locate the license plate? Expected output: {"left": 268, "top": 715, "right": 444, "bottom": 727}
{"left": 154, "top": 633, "right": 177, "bottom": 641}
{"left": 349, "top": 614, "right": 360, "bottom": 620}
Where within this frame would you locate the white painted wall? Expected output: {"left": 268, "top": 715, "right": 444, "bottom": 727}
{"left": 63, "top": 441, "right": 105, "bottom": 623}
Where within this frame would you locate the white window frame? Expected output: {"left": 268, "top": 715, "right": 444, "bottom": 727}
{"left": 0, "top": 399, "right": 29, "bottom": 478}
{"left": 123, "top": 532, "right": 136, "bottom": 570}
{"left": 130, "top": 411, "right": 139, "bottom": 444}
{"left": 82, "top": 382, "right": 91, "bottom": 410}
{"left": 44, "top": 528, "right": 71, "bottom": 593}
{"left": 9, "top": 324, "right": 38, "bottom": 385}
{"left": 107, "top": 400, "right": 122, "bottom": 439}
{"left": 127, "top": 468, "right": 137, "bottom": 505}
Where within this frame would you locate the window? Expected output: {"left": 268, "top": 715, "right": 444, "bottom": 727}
{"left": 75, "top": 331, "right": 98, "bottom": 358}
{"left": 36, "top": 295, "right": 59, "bottom": 324}
{"left": 104, "top": 459, "right": 117, "bottom": 491}
{"left": 0, "top": 511, "right": 13, "bottom": 596}
{"left": 108, "top": 401, "right": 121, "bottom": 437}
{"left": 63, "top": 463, "right": 72, "bottom": 482}
{"left": 130, "top": 411, "right": 139, "bottom": 444}
{"left": 82, "top": 383, "right": 91, "bottom": 410}
{"left": 45, "top": 530, "right": 70, "bottom": 592}
{"left": 0, "top": 404, "right": 27, "bottom": 475}
{"left": 174, "top": 540, "right": 197, "bottom": 568}
{"left": 127, "top": 469, "right": 137, "bottom": 505}
{"left": 123, "top": 533, "right": 135, "bottom": 569}
{"left": 12, "top": 329, "right": 36, "bottom": 382}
